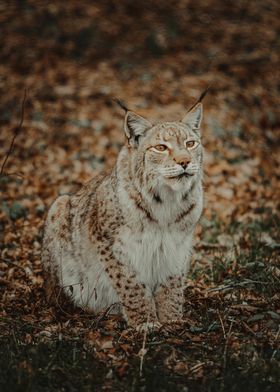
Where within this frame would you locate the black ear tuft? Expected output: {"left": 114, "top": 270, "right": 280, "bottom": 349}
{"left": 181, "top": 86, "right": 209, "bottom": 130}
{"left": 113, "top": 97, "right": 129, "bottom": 112}
{"left": 186, "top": 85, "right": 210, "bottom": 114}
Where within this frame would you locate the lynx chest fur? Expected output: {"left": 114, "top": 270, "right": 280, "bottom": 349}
{"left": 42, "top": 99, "right": 205, "bottom": 329}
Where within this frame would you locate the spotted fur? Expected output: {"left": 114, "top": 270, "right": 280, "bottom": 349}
{"left": 42, "top": 103, "right": 204, "bottom": 328}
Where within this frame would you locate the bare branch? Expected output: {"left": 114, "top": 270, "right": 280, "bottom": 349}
{"left": 139, "top": 315, "right": 149, "bottom": 376}
{"left": 0, "top": 89, "right": 27, "bottom": 177}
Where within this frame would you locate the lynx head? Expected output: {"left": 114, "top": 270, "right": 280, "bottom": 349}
{"left": 121, "top": 102, "right": 204, "bottom": 194}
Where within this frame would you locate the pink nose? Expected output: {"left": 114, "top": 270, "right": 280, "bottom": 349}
{"left": 174, "top": 157, "right": 191, "bottom": 169}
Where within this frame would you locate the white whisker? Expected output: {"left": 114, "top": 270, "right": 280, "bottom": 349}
{"left": 159, "top": 165, "right": 185, "bottom": 178}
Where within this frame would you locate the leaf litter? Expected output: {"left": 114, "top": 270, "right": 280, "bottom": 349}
{"left": 0, "top": 1, "right": 279, "bottom": 391}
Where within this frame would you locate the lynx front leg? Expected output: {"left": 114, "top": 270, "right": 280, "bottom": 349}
{"left": 99, "top": 250, "right": 159, "bottom": 329}
{"left": 154, "top": 275, "right": 185, "bottom": 324}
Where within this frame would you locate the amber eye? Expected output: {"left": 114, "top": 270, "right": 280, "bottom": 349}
{"left": 154, "top": 144, "right": 168, "bottom": 152}
{"left": 185, "top": 140, "right": 197, "bottom": 149}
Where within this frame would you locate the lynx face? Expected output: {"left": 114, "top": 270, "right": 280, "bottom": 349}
{"left": 124, "top": 103, "right": 203, "bottom": 192}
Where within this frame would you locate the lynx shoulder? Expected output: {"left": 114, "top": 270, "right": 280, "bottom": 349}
{"left": 42, "top": 101, "right": 205, "bottom": 329}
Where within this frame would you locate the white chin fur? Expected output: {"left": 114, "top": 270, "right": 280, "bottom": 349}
{"left": 159, "top": 163, "right": 199, "bottom": 180}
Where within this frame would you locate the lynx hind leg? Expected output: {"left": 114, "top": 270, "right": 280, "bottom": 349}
{"left": 41, "top": 195, "right": 71, "bottom": 305}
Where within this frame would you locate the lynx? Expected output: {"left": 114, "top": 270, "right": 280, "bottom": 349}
{"left": 42, "top": 98, "right": 205, "bottom": 329}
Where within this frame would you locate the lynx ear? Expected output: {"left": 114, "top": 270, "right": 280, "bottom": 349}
{"left": 124, "top": 111, "right": 152, "bottom": 146}
{"left": 182, "top": 103, "right": 203, "bottom": 130}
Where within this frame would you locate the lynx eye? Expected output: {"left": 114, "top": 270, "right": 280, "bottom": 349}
{"left": 153, "top": 144, "right": 168, "bottom": 152}
{"left": 185, "top": 140, "right": 197, "bottom": 149}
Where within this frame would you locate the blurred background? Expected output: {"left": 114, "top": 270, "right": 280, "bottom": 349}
{"left": 1, "top": 0, "right": 279, "bottom": 225}
{"left": 0, "top": 2, "right": 280, "bottom": 390}
{"left": 0, "top": 1, "right": 279, "bottom": 214}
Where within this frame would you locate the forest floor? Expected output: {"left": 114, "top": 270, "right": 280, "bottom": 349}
{"left": 0, "top": 1, "right": 279, "bottom": 391}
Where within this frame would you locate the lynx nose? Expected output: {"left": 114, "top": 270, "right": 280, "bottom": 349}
{"left": 174, "top": 157, "right": 191, "bottom": 169}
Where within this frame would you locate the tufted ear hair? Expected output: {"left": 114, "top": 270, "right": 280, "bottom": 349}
{"left": 182, "top": 86, "right": 209, "bottom": 130}
{"left": 181, "top": 103, "right": 203, "bottom": 130}
{"left": 124, "top": 111, "right": 153, "bottom": 147}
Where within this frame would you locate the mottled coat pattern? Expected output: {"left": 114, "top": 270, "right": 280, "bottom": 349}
{"left": 42, "top": 102, "right": 204, "bottom": 329}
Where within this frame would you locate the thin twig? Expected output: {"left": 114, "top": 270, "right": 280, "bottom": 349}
{"left": 1, "top": 257, "right": 26, "bottom": 272}
{"left": 0, "top": 89, "right": 27, "bottom": 177}
{"left": 1, "top": 171, "right": 24, "bottom": 179}
{"left": 91, "top": 302, "right": 121, "bottom": 329}
{"left": 242, "top": 321, "right": 256, "bottom": 336}
{"left": 271, "top": 325, "right": 280, "bottom": 360}
{"left": 274, "top": 325, "right": 280, "bottom": 343}
{"left": 223, "top": 320, "right": 233, "bottom": 370}
{"left": 198, "top": 241, "right": 231, "bottom": 249}
{"left": 189, "top": 362, "right": 205, "bottom": 373}
{"left": 207, "top": 284, "right": 235, "bottom": 293}
{"left": 139, "top": 315, "right": 149, "bottom": 377}
{"left": 217, "top": 310, "right": 226, "bottom": 339}
{"left": 12, "top": 329, "right": 19, "bottom": 354}
{"left": 208, "top": 279, "right": 270, "bottom": 293}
